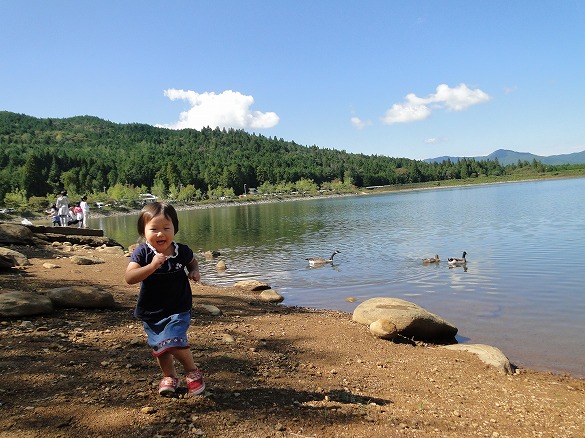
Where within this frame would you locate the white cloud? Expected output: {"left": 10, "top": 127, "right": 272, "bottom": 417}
{"left": 382, "top": 83, "right": 490, "bottom": 124}
{"left": 157, "top": 89, "right": 279, "bottom": 130}
{"left": 382, "top": 102, "right": 432, "bottom": 124}
{"left": 350, "top": 116, "right": 372, "bottom": 129}
{"left": 424, "top": 137, "right": 448, "bottom": 144}
{"left": 433, "top": 83, "right": 490, "bottom": 111}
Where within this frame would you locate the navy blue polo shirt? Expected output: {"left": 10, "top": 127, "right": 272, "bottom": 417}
{"left": 130, "top": 242, "right": 194, "bottom": 321}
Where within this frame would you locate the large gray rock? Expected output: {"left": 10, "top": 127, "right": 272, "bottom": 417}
{"left": 70, "top": 255, "right": 103, "bottom": 265}
{"left": 46, "top": 286, "right": 115, "bottom": 309}
{"left": 259, "top": 289, "right": 284, "bottom": 303}
{"left": 352, "top": 297, "right": 458, "bottom": 342}
{"left": 0, "top": 247, "right": 30, "bottom": 268}
{"left": 33, "top": 233, "right": 121, "bottom": 248}
{"left": 0, "top": 291, "right": 54, "bottom": 317}
{"left": 0, "top": 223, "right": 35, "bottom": 245}
{"left": 234, "top": 280, "right": 271, "bottom": 291}
{"left": 442, "top": 344, "right": 514, "bottom": 374}
{"left": 1, "top": 223, "right": 123, "bottom": 248}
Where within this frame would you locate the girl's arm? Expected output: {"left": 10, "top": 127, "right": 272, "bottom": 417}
{"left": 186, "top": 257, "right": 200, "bottom": 282}
{"left": 124, "top": 253, "right": 167, "bottom": 284}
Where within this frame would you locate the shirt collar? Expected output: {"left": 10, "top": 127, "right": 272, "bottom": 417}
{"left": 146, "top": 241, "right": 179, "bottom": 259}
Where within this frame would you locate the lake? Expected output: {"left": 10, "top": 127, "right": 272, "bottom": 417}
{"left": 94, "top": 178, "right": 585, "bottom": 378}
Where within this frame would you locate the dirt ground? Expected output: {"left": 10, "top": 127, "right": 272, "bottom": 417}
{"left": 1, "top": 243, "right": 584, "bottom": 437}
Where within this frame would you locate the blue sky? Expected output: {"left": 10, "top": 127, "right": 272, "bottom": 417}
{"left": 1, "top": 1, "right": 584, "bottom": 160}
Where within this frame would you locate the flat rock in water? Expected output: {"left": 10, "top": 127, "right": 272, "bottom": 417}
{"left": 202, "top": 250, "right": 220, "bottom": 259}
{"left": 353, "top": 297, "right": 458, "bottom": 343}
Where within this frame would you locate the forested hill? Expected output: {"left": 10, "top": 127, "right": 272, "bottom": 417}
{"left": 425, "top": 148, "right": 585, "bottom": 166}
{"left": 0, "top": 111, "right": 561, "bottom": 200}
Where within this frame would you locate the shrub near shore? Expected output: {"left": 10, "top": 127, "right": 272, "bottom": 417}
{"left": 5, "top": 171, "right": 585, "bottom": 224}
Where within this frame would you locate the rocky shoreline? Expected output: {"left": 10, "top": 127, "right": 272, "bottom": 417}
{"left": 1, "top": 223, "right": 584, "bottom": 437}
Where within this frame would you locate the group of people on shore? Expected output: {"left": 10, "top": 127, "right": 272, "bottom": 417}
{"left": 48, "top": 191, "right": 90, "bottom": 228}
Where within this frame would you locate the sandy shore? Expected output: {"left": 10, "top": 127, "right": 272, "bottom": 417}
{"left": 1, "top": 242, "right": 584, "bottom": 437}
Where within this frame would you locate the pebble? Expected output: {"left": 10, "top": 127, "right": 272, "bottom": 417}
{"left": 221, "top": 334, "right": 235, "bottom": 343}
{"left": 141, "top": 406, "right": 156, "bottom": 414}
{"left": 202, "top": 304, "right": 222, "bottom": 316}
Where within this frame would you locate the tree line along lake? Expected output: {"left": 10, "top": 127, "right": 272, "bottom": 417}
{"left": 95, "top": 177, "right": 585, "bottom": 378}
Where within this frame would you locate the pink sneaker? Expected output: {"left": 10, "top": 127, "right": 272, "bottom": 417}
{"left": 158, "top": 376, "right": 179, "bottom": 396}
{"left": 185, "top": 370, "right": 205, "bottom": 396}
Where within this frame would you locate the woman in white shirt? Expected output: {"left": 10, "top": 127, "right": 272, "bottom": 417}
{"left": 55, "top": 191, "right": 69, "bottom": 226}
{"left": 80, "top": 196, "right": 90, "bottom": 228}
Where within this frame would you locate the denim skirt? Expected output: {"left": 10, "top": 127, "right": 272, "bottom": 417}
{"left": 143, "top": 311, "right": 191, "bottom": 357}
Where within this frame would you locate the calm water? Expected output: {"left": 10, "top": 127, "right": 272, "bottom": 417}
{"left": 94, "top": 178, "right": 585, "bottom": 378}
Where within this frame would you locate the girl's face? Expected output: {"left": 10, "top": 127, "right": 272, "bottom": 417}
{"left": 143, "top": 214, "right": 175, "bottom": 255}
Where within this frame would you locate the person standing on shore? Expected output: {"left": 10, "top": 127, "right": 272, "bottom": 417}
{"left": 124, "top": 202, "right": 206, "bottom": 398}
{"left": 80, "top": 196, "right": 90, "bottom": 228}
{"left": 48, "top": 205, "right": 60, "bottom": 227}
{"left": 55, "top": 191, "right": 69, "bottom": 227}
{"left": 73, "top": 202, "right": 83, "bottom": 228}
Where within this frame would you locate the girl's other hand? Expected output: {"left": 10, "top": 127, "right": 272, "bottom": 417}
{"left": 188, "top": 269, "right": 200, "bottom": 282}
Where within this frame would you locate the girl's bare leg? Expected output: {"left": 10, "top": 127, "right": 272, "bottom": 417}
{"left": 171, "top": 347, "right": 197, "bottom": 372}
{"left": 156, "top": 351, "right": 177, "bottom": 377}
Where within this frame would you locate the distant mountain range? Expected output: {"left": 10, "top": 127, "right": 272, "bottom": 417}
{"left": 424, "top": 149, "right": 585, "bottom": 166}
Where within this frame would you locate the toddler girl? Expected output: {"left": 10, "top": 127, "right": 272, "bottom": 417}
{"left": 125, "top": 202, "right": 205, "bottom": 397}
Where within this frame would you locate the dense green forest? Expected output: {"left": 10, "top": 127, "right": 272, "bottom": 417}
{"left": 0, "top": 110, "right": 583, "bottom": 211}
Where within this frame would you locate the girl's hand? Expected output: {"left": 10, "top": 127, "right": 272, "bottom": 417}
{"left": 151, "top": 253, "right": 167, "bottom": 269}
{"left": 187, "top": 269, "right": 200, "bottom": 282}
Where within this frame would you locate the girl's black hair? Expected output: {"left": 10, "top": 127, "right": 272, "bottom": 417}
{"left": 136, "top": 202, "right": 179, "bottom": 237}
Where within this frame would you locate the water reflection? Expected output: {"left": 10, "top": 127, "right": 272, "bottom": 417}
{"left": 95, "top": 178, "right": 585, "bottom": 377}
{"left": 448, "top": 265, "right": 468, "bottom": 272}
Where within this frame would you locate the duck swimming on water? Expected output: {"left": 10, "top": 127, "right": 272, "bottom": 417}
{"left": 423, "top": 254, "right": 440, "bottom": 264}
{"left": 305, "top": 250, "right": 340, "bottom": 266}
{"left": 448, "top": 251, "right": 467, "bottom": 267}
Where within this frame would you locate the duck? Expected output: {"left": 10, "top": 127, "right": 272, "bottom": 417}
{"left": 422, "top": 254, "right": 440, "bottom": 264}
{"left": 448, "top": 251, "right": 467, "bottom": 267}
{"left": 305, "top": 250, "right": 340, "bottom": 266}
